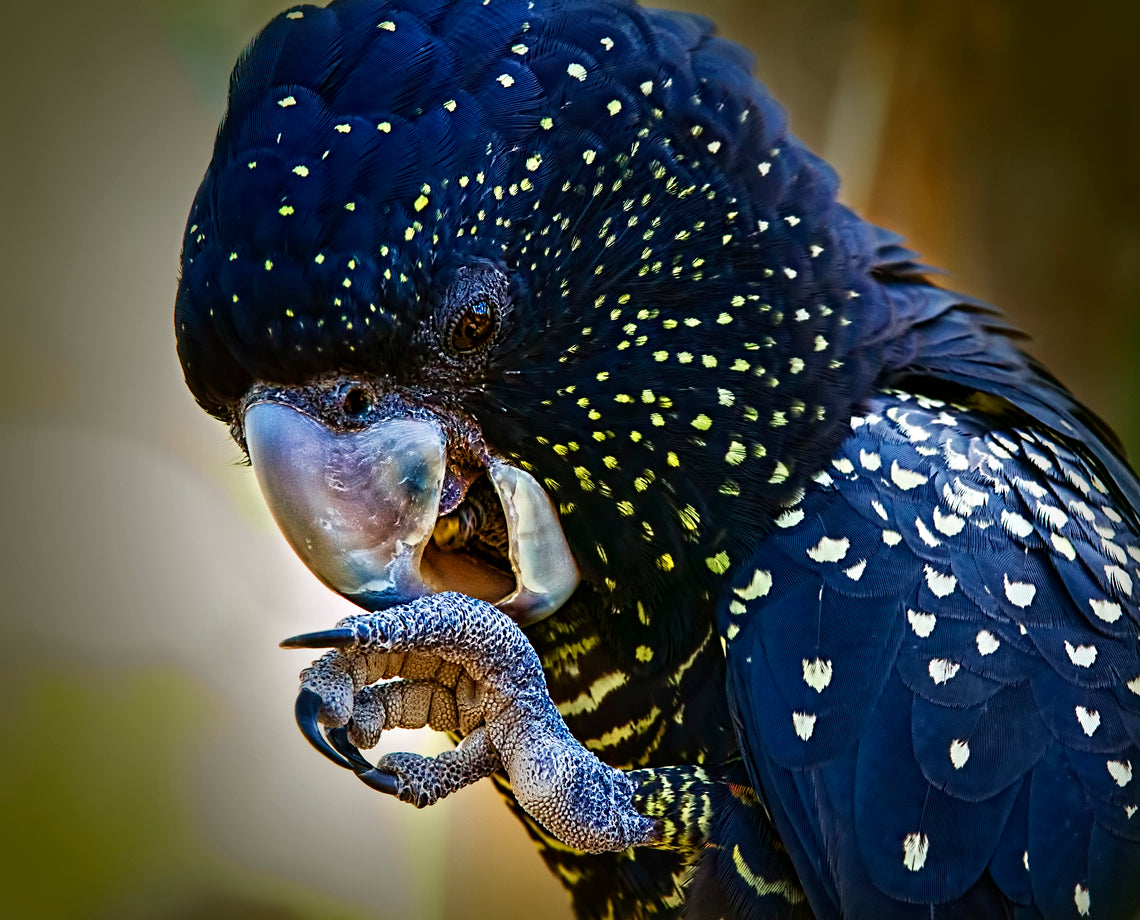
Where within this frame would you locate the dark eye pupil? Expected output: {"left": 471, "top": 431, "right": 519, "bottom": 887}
{"left": 452, "top": 300, "right": 495, "bottom": 352}
{"left": 343, "top": 387, "right": 371, "bottom": 418}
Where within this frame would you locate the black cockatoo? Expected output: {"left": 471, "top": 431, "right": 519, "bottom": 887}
{"left": 174, "top": 1, "right": 1140, "bottom": 917}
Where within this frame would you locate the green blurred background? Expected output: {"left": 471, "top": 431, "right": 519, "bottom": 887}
{"left": 0, "top": 1, "right": 1137, "bottom": 918}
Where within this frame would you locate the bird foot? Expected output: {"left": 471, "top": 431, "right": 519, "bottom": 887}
{"left": 282, "top": 592, "right": 661, "bottom": 852}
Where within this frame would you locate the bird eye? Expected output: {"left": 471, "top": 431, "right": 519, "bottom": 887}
{"left": 449, "top": 298, "right": 497, "bottom": 354}
{"left": 342, "top": 386, "right": 372, "bottom": 419}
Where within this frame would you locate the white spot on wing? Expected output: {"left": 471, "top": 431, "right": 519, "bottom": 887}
{"left": 1108, "top": 760, "right": 1133, "bottom": 787}
{"left": 902, "top": 833, "right": 929, "bottom": 871}
{"left": 807, "top": 536, "right": 850, "bottom": 563}
{"left": 976, "top": 630, "right": 1000, "bottom": 655}
{"left": 734, "top": 569, "right": 772, "bottom": 600}
{"left": 1051, "top": 533, "right": 1077, "bottom": 561}
{"left": 915, "top": 517, "right": 942, "bottom": 547}
{"left": 883, "top": 530, "right": 902, "bottom": 546}
{"left": 871, "top": 500, "right": 888, "bottom": 520}
{"left": 928, "top": 659, "right": 960, "bottom": 684}
{"left": 933, "top": 508, "right": 965, "bottom": 536}
{"left": 908, "top": 610, "right": 936, "bottom": 638}
{"left": 1075, "top": 706, "right": 1101, "bottom": 736}
{"left": 802, "top": 658, "right": 833, "bottom": 692}
{"left": 925, "top": 566, "right": 957, "bottom": 598}
{"left": 1105, "top": 565, "right": 1134, "bottom": 597}
{"left": 775, "top": 507, "right": 805, "bottom": 528}
{"left": 949, "top": 739, "right": 970, "bottom": 769}
{"left": 1065, "top": 641, "right": 1098, "bottom": 668}
{"left": 1037, "top": 503, "right": 1068, "bottom": 531}
{"left": 1074, "top": 883, "right": 1090, "bottom": 917}
{"left": 844, "top": 559, "right": 867, "bottom": 581}
{"left": 859, "top": 450, "right": 882, "bottom": 471}
{"left": 792, "top": 712, "right": 817, "bottom": 740}
{"left": 1003, "top": 573, "right": 1036, "bottom": 608}
{"left": 891, "top": 461, "right": 929, "bottom": 491}
{"left": 1001, "top": 510, "right": 1034, "bottom": 538}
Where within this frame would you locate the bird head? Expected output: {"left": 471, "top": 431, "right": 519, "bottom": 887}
{"left": 176, "top": 0, "right": 882, "bottom": 627}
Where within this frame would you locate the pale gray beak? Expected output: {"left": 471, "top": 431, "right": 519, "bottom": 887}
{"left": 244, "top": 401, "right": 579, "bottom": 625}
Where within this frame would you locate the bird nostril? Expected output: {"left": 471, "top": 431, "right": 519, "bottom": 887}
{"left": 343, "top": 386, "right": 371, "bottom": 419}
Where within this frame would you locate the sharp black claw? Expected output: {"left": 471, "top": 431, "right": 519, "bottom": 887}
{"left": 294, "top": 689, "right": 353, "bottom": 769}
{"left": 326, "top": 726, "right": 375, "bottom": 773}
{"left": 357, "top": 768, "right": 402, "bottom": 796}
{"left": 280, "top": 627, "right": 358, "bottom": 649}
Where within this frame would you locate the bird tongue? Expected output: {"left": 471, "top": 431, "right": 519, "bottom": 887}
{"left": 244, "top": 400, "right": 578, "bottom": 624}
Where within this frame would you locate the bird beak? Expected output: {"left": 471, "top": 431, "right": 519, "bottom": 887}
{"left": 244, "top": 400, "right": 579, "bottom": 625}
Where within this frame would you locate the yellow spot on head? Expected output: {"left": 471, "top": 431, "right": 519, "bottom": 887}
{"left": 277, "top": 96, "right": 296, "bottom": 108}
{"left": 657, "top": 553, "right": 675, "bottom": 572}
{"left": 692, "top": 414, "right": 712, "bottom": 431}
{"left": 635, "top": 645, "right": 653, "bottom": 662}
{"left": 706, "top": 551, "right": 730, "bottom": 574}
{"left": 678, "top": 506, "right": 700, "bottom": 532}
{"left": 667, "top": 451, "right": 680, "bottom": 467}
{"left": 378, "top": 20, "right": 396, "bottom": 31}
{"left": 702, "top": 355, "right": 718, "bottom": 368}
{"left": 414, "top": 193, "right": 429, "bottom": 211}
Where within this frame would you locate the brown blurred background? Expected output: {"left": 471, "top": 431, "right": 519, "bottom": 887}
{"left": 0, "top": 1, "right": 1137, "bottom": 918}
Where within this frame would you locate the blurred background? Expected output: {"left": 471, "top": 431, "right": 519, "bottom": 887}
{"left": 1, "top": 1, "right": 1137, "bottom": 918}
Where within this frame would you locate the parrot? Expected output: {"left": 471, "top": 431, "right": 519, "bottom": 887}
{"left": 174, "top": 0, "right": 1140, "bottom": 917}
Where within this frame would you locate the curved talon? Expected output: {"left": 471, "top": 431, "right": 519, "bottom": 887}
{"left": 357, "top": 767, "right": 402, "bottom": 796}
{"left": 280, "top": 627, "right": 358, "bottom": 649}
{"left": 294, "top": 688, "right": 354, "bottom": 769}
{"left": 326, "top": 726, "right": 375, "bottom": 773}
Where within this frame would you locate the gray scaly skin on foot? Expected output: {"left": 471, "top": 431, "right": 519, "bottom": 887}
{"left": 293, "top": 591, "right": 661, "bottom": 854}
